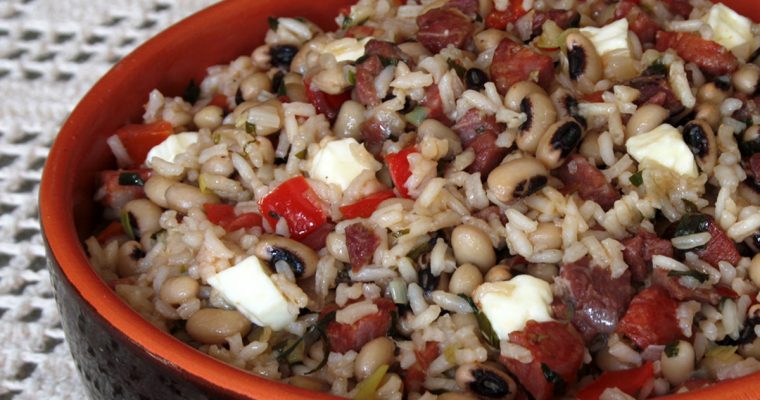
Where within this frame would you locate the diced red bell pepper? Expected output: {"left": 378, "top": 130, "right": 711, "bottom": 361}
{"left": 404, "top": 341, "right": 440, "bottom": 393}
{"left": 576, "top": 362, "right": 655, "bottom": 400}
{"left": 115, "top": 121, "right": 173, "bottom": 165}
{"left": 385, "top": 147, "right": 417, "bottom": 198}
{"left": 204, "top": 203, "right": 263, "bottom": 232}
{"left": 304, "top": 78, "right": 352, "bottom": 122}
{"left": 339, "top": 190, "right": 395, "bottom": 219}
{"left": 581, "top": 90, "right": 606, "bottom": 103}
{"left": 323, "top": 298, "right": 397, "bottom": 354}
{"left": 616, "top": 286, "right": 682, "bottom": 349}
{"left": 96, "top": 221, "right": 125, "bottom": 243}
{"left": 209, "top": 94, "right": 229, "bottom": 110}
{"left": 259, "top": 176, "right": 327, "bottom": 239}
{"left": 345, "top": 25, "right": 375, "bottom": 39}
{"left": 485, "top": 1, "right": 528, "bottom": 29}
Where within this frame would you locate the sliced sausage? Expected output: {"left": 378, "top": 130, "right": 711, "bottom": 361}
{"left": 614, "top": 1, "right": 661, "bottom": 44}
{"left": 452, "top": 108, "right": 502, "bottom": 146}
{"left": 445, "top": 0, "right": 479, "bottom": 16}
{"left": 420, "top": 84, "right": 452, "bottom": 125}
{"left": 502, "top": 321, "right": 585, "bottom": 400}
{"left": 345, "top": 222, "right": 381, "bottom": 271}
{"left": 360, "top": 117, "right": 392, "bottom": 157}
{"left": 556, "top": 154, "right": 621, "bottom": 211}
{"left": 695, "top": 216, "right": 741, "bottom": 268}
{"left": 655, "top": 31, "right": 739, "bottom": 76}
{"left": 531, "top": 10, "right": 581, "bottom": 39}
{"left": 467, "top": 132, "right": 509, "bottom": 176}
{"left": 403, "top": 341, "right": 440, "bottom": 393}
{"left": 416, "top": 7, "right": 474, "bottom": 53}
{"left": 616, "top": 286, "right": 683, "bottom": 350}
{"left": 651, "top": 268, "right": 721, "bottom": 305}
{"left": 553, "top": 257, "right": 634, "bottom": 343}
{"left": 491, "top": 38, "right": 555, "bottom": 95}
{"left": 324, "top": 298, "right": 396, "bottom": 354}
{"left": 355, "top": 55, "right": 385, "bottom": 107}
{"left": 627, "top": 76, "right": 684, "bottom": 116}
{"left": 621, "top": 228, "right": 674, "bottom": 282}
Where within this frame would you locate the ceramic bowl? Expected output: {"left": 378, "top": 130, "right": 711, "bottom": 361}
{"left": 38, "top": 0, "right": 760, "bottom": 399}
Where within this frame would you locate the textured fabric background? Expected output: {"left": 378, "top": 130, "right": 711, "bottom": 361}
{"left": 0, "top": 1, "right": 217, "bottom": 398}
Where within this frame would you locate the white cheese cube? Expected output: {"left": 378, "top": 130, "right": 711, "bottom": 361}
{"left": 626, "top": 123, "right": 698, "bottom": 178}
{"left": 704, "top": 3, "right": 753, "bottom": 50}
{"left": 145, "top": 132, "right": 198, "bottom": 167}
{"left": 472, "top": 275, "right": 554, "bottom": 341}
{"left": 207, "top": 255, "right": 298, "bottom": 331}
{"left": 309, "top": 138, "right": 381, "bottom": 191}
{"left": 580, "top": 18, "right": 631, "bottom": 58}
{"left": 323, "top": 37, "right": 373, "bottom": 63}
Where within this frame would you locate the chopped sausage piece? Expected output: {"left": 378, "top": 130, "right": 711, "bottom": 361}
{"left": 655, "top": 31, "right": 739, "bottom": 76}
{"left": 553, "top": 258, "right": 634, "bottom": 343}
{"left": 502, "top": 321, "right": 585, "bottom": 400}
{"left": 747, "top": 153, "right": 760, "bottom": 186}
{"left": 466, "top": 131, "right": 509, "bottom": 176}
{"left": 627, "top": 76, "right": 684, "bottom": 116}
{"left": 324, "top": 298, "right": 396, "bottom": 353}
{"left": 556, "top": 154, "right": 621, "bottom": 211}
{"left": 403, "top": 341, "right": 439, "bottom": 393}
{"left": 300, "top": 221, "right": 336, "bottom": 251}
{"left": 420, "top": 84, "right": 452, "bottom": 125}
{"left": 355, "top": 40, "right": 414, "bottom": 107}
{"left": 615, "top": 1, "right": 660, "bottom": 44}
{"left": 663, "top": 0, "right": 694, "bottom": 18}
{"left": 616, "top": 286, "right": 683, "bottom": 350}
{"left": 355, "top": 55, "right": 385, "bottom": 107}
{"left": 452, "top": 108, "right": 501, "bottom": 146}
{"left": 651, "top": 268, "right": 721, "bottom": 305}
{"left": 416, "top": 7, "right": 474, "bottom": 53}
{"left": 531, "top": 10, "right": 581, "bottom": 38}
{"left": 345, "top": 222, "right": 381, "bottom": 271}
{"left": 621, "top": 228, "right": 674, "bottom": 282}
{"left": 474, "top": 205, "right": 508, "bottom": 224}
{"left": 97, "top": 169, "right": 152, "bottom": 210}
{"left": 360, "top": 117, "right": 392, "bottom": 157}
{"left": 695, "top": 216, "right": 741, "bottom": 268}
{"left": 490, "top": 38, "right": 555, "bottom": 95}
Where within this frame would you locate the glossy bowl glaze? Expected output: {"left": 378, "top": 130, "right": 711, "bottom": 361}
{"left": 39, "top": 0, "right": 760, "bottom": 399}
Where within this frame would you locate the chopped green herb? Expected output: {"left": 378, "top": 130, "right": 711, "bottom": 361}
{"left": 682, "top": 199, "right": 700, "bottom": 214}
{"left": 294, "top": 149, "right": 307, "bottom": 160}
{"left": 267, "top": 16, "right": 279, "bottom": 31}
{"left": 378, "top": 55, "right": 399, "bottom": 67}
{"left": 212, "top": 132, "right": 222, "bottom": 144}
{"left": 407, "top": 240, "right": 433, "bottom": 261}
{"left": 674, "top": 213, "right": 710, "bottom": 237}
{"left": 341, "top": 16, "right": 354, "bottom": 30}
{"left": 245, "top": 121, "right": 256, "bottom": 134}
{"left": 389, "top": 279, "right": 408, "bottom": 304}
{"left": 272, "top": 70, "right": 286, "bottom": 97}
{"left": 120, "top": 210, "right": 136, "bottom": 240}
{"left": 458, "top": 294, "right": 500, "bottom": 348}
{"left": 668, "top": 269, "right": 709, "bottom": 283}
{"left": 118, "top": 172, "right": 144, "bottom": 186}
{"left": 355, "top": 54, "right": 370, "bottom": 65}
{"left": 276, "top": 311, "right": 336, "bottom": 371}
{"left": 404, "top": 106, "right": 429, "bottom": 127}
{"left": 182, "top": 79, "right": 201, "bottom": 104}
{"left": 391, "top": 229, "right": 410, "bottom": 239}
{"left": 665, "top": 341, "right": 680, "bottom": 358}
{"left": 446, "top": 58, "right": 466, "bottom": 78}
{"left": 541, "top": 363, "right": 567, "bottom": 395}
{"left": 347, "top": 69, "right": 356, "bottom": 86}
{"left": 643, "top": 59, "right": 668, "bottom": 76}
{"left": 629, "top": 170, "right": 643, "bottom": 187}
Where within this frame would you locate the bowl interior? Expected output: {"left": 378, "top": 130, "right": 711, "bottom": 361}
{"left": 39, "top": 0, "right": 760, "bottom": 399}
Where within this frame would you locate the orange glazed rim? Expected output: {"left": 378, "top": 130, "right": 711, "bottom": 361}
{"left": 38, "top": 0, "right": 760, "bottom": 399}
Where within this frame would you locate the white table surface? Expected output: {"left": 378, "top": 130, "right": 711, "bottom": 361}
{"left": 0, "top": 0, "right": 217, "bottom": 398}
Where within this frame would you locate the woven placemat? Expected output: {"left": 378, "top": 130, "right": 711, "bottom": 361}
{"left": 0, "top": 1, "right": 217, "bottom": 398}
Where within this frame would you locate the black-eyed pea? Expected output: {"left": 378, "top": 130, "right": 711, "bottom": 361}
{"left": 333, "top": 100, "right": 366, "bottom": 140}
{"left": 505, "top": 81, "right": 545, "bottom": 111}
{"left": 193, "top": 105, "right": 224, "bottom": 130}
{"left": 660, "top": 340, "right": 695, "bottom": 385}
{"left": 165, "top": 182, "right": 220, "bottom": 213}
{"left": 474, "top": 29, "right": 508, "bottom": 53}
{"left": 186, "top": 308, "right": 251, "bottom": 345}
{"left": 398, "top": 42, "right": 431, "bottom": 61}
{"left": 516, "top": 93, "right": 558, "bottom": 153}
{"left": 529, "top": 222, "right": 562, "bottom": 251}
{"left": 682, "top": 120, "right": 717, "bottom": 174}
{"left": 144, "top": 175, "right": 176, "bottom": 208}
{"left": 122, "top": 199, "right": 163, "bottom": 240}
{"left": 355, "top": 337, "right": 396, "bottom": 380}
{"left": 455, "top": 363, "right": 517, "bottom": 400}
{"left": 254, "top": 234, "right": 319, "bottom": 279}
{"left": 579, "top": 130, "right": 602, "bottom": 166}
{"left": 159, "top": 276, "right": 200, "bottom": 305}
{"left": 484, "top": 265, "right": 512, "bottom": 282}
{"left": 536, "top": 118, "right": 584, "bottom": 169}
{"left": 697, "top": 81, "right": 730, "bottom": 104}
{"left": 626, "top": 104, "right": 669, "bottom": 138}
{"left": 451, "top": 225, "right": 496, "bottom": 271}
{"left": 565, "top": 32, "right": 603, "bottom": 83}
{"left": 749, "top": 253, "right": 760, "bottom": 287}
{"left": 449, "top": 263, "right": 484, "bottom": 296}
{"left": 418, "top": 119, "right": 463, "bottom": 159}
{"left": 284, "top": 72, "right": 308, "bottom": 102}
{"left": 116, "top": 240, "right": 145, "bottom": 277}
{"left": 239, "top": 72, "right": 272, "bottom": 101}
{"left": 733, "top": 63, "right": 760, "bottom": 95}
{"left": 695, "top": 103, "right": 721, "bottom": 130}
{"left": 487, "top": 156, "right": 549, "bottom": 203}
{"left": 201, "top": 155, "right": 235, "bottom": 177}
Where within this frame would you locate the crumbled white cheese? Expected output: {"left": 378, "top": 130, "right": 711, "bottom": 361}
{"left": 207, "top": 256, "right": 298, "bottom": 330}
{"left": 704, "top": 3, "right": 753, "bottom": 50}
{"left": 145, "top": 132, "right": 198, "bottom": 167}
{"left": 309, "top": 138, "right": 381, "bottom": 191}
{"left": 322, "top": 37, "right": 372, "bottom": 63}
{"left": 580, "top": 18, "right": 631, "bottom": 58}
{"left": 473, "top": 275, "right": 554, "bottom": 340}
{"left": 626, "top": 124, "right": 698, "bottom": 177}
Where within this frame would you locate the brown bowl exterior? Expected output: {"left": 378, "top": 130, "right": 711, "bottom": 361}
{"left": 38, "top": 0, "right": 760, "bottom": 399}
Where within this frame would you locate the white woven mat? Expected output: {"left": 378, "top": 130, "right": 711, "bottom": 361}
{"left": 0, "top": 0, "right": 217, "bottom": 398}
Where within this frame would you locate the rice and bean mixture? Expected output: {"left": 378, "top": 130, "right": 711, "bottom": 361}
{"left": 86, "top": 0, "right": 760, "bottom": 398}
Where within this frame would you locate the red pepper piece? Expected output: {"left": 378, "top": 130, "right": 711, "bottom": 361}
{"left": 385, "top": 147, "right": 417, "bottom": 198}
{"left": 115, "top": 121, "right": 173, "bottom": 165}
{"left": 339, "top": 190, "right": 395, "bottom": 219}
{"left": 259, "top": 176, "right": 327, "bottom": 239}
{"left": 576, "top": 362, "right": 655, "bottom": 400}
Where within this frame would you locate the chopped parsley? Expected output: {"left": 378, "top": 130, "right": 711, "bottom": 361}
{"left": 118, "top": 172, "right": 144, "bottom": 186}
{"left": 459, "top": 294, "right": 500, "bottom": 348}
{"left": 665, "top": 341, "right": 680, "bottom": 358}
{"left": 182, "top": 79, "right": 201, "bottom": 104}
{"left": 541, "top": 363, "right": 567, "bottom": 395}
{"left": 267, "top": 16, "right": 279, "bottom": 30}
{"left": 629, "top": 170, "right": 643, "bottom": 187}
{"left": 446, "top": 58, "right": 466, "bottom": 78}
{"left": 668, "top": 270, "right": 709, "bottom": 283}
{"left": 245, "top": 121, "right": 256, "bottom": 134}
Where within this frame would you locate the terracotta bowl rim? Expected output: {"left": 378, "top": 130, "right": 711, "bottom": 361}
{"left": 37, "top": 0, "right": 760, "bottom": 399}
